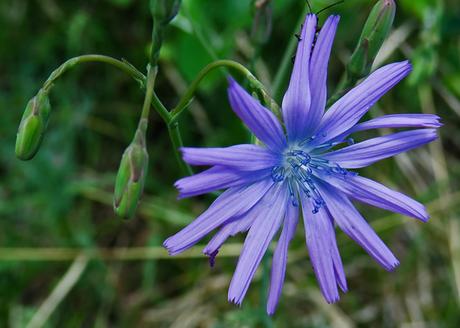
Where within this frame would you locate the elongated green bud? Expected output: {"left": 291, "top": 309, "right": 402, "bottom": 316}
{"left": 348, "top": 0, "right": 396, "bottom": 79}
{"left": 113, "top": 119, "right": 149, "bottom": 220}
{"left": 15, "top": 89, "right": 51, "bottom": 160}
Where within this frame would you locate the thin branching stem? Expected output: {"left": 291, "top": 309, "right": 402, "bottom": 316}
{"left": 38, "top": 56, "right": 260, "bottom": 176}
{"left": 170, "top": 59, "right": 266, "bottom": 123}
{"left": 42, "top": 54, "right": 146, "bottom": 91}
{"left": 168, "top": 121, "right": 193, "bottom": 176}
{"left": 38, "top": 55, "right": 267, "bottom": 177}
{"left": 140, "top": 65, "right": 158, "bottom": 121}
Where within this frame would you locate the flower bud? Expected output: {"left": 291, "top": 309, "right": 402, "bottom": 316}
{"left": 150, "top": 0, "right": 181, "bottom": 25}
{"left": 348, "top": 0, "right": 396, "bottom": 80}
{"left": 113, "top": 119, "right": 149, "bottom": 220}
{"left": 15, "top": 89, "right": 51, "bottom": 160}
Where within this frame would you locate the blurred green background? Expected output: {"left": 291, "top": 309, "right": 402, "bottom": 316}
{"left": 1, "top": 0, "right": 459, "bottom": 327}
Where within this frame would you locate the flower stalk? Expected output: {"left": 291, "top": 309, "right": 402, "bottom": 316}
{"left": 170, "top": 59, "right": 276, "bottom": 123}
{"left": 42, "top": 55, "right": 145, "bottom": 92}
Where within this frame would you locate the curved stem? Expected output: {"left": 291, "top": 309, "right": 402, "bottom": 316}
{"left": 40, "top": 56, "right": 265, "bottom": 177}
{"left": 36, "top": 53, "right": 194, "bottom": 180}
{"left": 42, "top": 54, "right": 146, "bottom": 91}
{"left": 149, "top": 92, "right": 192, "bottom": 175}
{"left": 151, "top": 92, "right": 172, "bottom": 123}
{"left": 147, "top": 11, "right": 192, "bottom": 175}
{"left": 164, "top": 59, "right": 274, "bottom": 176}
{"left": 168, "top": 122, "right": 193, "bottom": 176}
{"left": 170, "top": 59, "right": 266, "bottom": 123}
{"left": 40, "top": 54, "right": 191, "bottom": 175}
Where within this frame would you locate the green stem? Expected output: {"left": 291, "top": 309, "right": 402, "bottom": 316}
{"left": 153, "top": 103, "right": 192, "bottom": 177}
{"left": 148, "top": 92, "right": 192, "bottom": 176}
{"left": 39, "top": 56, "right": 262, "bottom": 177}
{"left": 141, "top": 65, "right": 158, "bottom": 121}
{"left": 147, "top": 7, "right": 193, "bottom": 175}
{"left": 42, "top": 54, "right": 146, "bottom": 92}
{"left": 150, "top": 20, "right": 164, "bottom": 67}
{"left": 151, "top": 92, "right": 172, "bottom": 123}
{"left": 170, "top": 59, "right": 266, "bottom": 123}
{"left": 39, "top": 54, "right": 190, "bottom": 174}
{"left": 168, "top": 122, "right": 193, "bottom": 176}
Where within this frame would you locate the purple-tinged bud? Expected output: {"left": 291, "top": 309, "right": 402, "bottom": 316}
{"left": 15, "top": 89, "right": 51, "bottom": 160}
{"left": 113, "top": 119, "right": 149, "bottom": 220}
{"left": 348, "top": 0, "right": 396, "bottom": 79}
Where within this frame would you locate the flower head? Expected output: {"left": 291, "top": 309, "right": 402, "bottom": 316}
{"left": 164, "top": 14, "right": 441, "bottom": 314}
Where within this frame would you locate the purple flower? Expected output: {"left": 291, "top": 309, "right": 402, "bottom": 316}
{"left": 163, "top": 14, "right": 441, "bottom": 314}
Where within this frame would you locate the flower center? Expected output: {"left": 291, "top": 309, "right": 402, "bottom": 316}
{"left": 271, "top": 147, "right": 356, "bottom": 213}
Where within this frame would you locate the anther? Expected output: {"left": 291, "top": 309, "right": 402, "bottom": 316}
{"left": 287, "top": 158, "right": 299, "bottom": 169}
{"left": 271, "top": 166, "right": 285, "bottom": 182}
{"left": 288, "top": 178, "right": 299, "bottom": 207}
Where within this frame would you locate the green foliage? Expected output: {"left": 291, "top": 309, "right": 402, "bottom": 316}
{"left": 0, "top": 0, "right": 459, "bottom": 327}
